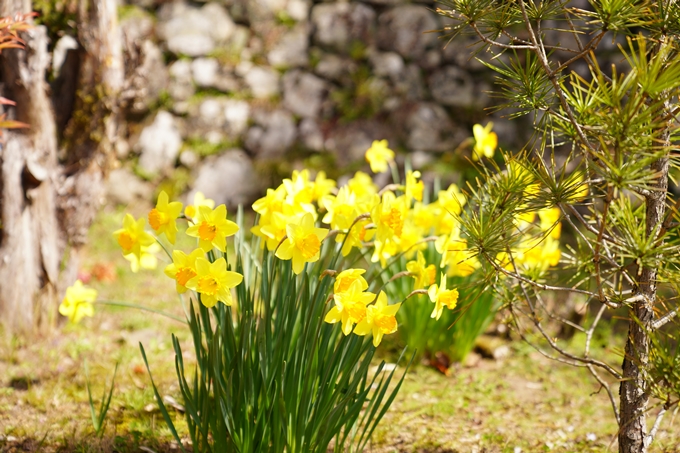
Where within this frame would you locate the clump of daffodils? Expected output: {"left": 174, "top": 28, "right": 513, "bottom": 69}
{"left": 63, "top": 126, "right": 563, "bottom": 350}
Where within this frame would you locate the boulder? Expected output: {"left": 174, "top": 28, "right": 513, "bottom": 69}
{"left": 244, "top": 109, "right": 297, "bottom": 159}
{"left": 224, "top": 100, "right": 251, "bottom": 137}
{"left": 190, "top": 150, "right": 261, "bottom": 210}
{"left": 106, "top": 168, "right": 153, "bottom": 206}
{"left": 168, "top": 60, "right": 195, "bottom": 113}
{"left": 158, "top": 2, "right": 236, "bottom": 57}
{"left": 136, "top": 111, "right": 183, "bottom": 176}
{"left": 242, "top": 65, "right": 281, "bottom": 99}
{"left": 299, "top": 118, "right": 324, "bottom": 151}
{"left": 282, "top": 70, "right": 327, "bottom": 118}
{"left": 268, "top": 23, "right": 310, "bottom": 68}
{"left": 428, "top": 65, "right": 489, "bottom": 108}
{"left": 376, "top": 5, "right": 439, "bottom": 59}
{"left": 311, "top": 3, "right": 376, "bottom": 52}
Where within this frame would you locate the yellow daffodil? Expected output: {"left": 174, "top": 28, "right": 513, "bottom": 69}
{"left": 185, "top": 191, "right": 215, "bottom": 222}
{"left": 148, "top": 190, "right": 183, "bottom": 244}
{"left": 124, "top": 243, "right": 160, "bottom": 273}
{"left": 186, "top": 205, "right": 239, "bottom": 252}
{"left": 373, "top": 192, "right": 408, "bottom": 242}
{"left": 347, "top": 171, "right": 378, "bottom": 198}
{"left": 354, "top": 291, "right": 400, "bottom": 347}
{"left": 164, "top": 248, "right": 205, "bottom": 293}
{"left": 538, "top": 206, "right": 562, "bottom": 239}
{"left": 406, "top": 251, "right": 436, "bottom": 289}
{"left": 472, "top": 122, "right": 497, "bottom": 161}
{"left": 322, "top": 186, "right": 359, "bottom": 230}
{"left": 334, "top": 269, "right": 369, "bottom": 294}
{"left": 185, "top": 257, "right": 243, "bottom": 308}
{"left": 275, "top": 212, "right": 329, "bottom": 274}
{"left": 427, "top": 273, "right": 459, "bottom": 320}
{"left": 365, "top": 139, "right": 395, "bottom": 173}
{"left": 312, "top": 171, "right": 336, "bottom": 201}
{"left": 405, "top": 170, "right": 424, "bottom": 202}
{"left": 59, "top": 280, "right": 97, "bottom": 324}
{"left": 520, "top": 236, "right": 561, "bottom": 272}
{"left": 337, "top": 217, "right": 373, "bottom": 256}
{"left": 436, "top": 234, "right": 480, "bottom": 277}
{"left": 113, "top": 214, "right": 155, "bottom": 260}
{"left": 324, "top": 279, "right": 376, "bottom": 335}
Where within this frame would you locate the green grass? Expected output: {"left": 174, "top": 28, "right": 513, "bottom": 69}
{"left": 1, "top": 206, "right": 679, "bottom": 452}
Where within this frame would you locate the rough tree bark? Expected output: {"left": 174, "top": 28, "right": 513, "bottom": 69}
{"left": 0, "top": 0, "right": 122, "bottom": 334}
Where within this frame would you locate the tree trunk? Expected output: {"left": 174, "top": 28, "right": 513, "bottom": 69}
{"left": 618, "top": 144, "right": 670, "bottom": 451}
{"left": 0, "top": 0, "right": 122, "bottom": 335}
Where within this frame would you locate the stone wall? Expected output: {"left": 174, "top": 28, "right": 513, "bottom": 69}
{"left": 90, "top": 0, "right": 528, "bottom": 207}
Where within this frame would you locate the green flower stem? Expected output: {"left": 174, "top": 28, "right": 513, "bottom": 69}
{"left": 94, "top": 300, "right": 186, "bottom": 324}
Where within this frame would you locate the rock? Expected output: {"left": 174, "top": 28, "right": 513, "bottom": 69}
{"left": 191, "top": 58, "right": 219, "bottom": 88}
{"left": 158, "top": 2, "right": 236, "bottom": 57}
{"left": 136, "top": 111, "right": 183, "bottom": 176}
{"left": 311, "top": 3, "right": 376, "bottom": 52}
{"left": 368, "top": 50, "right": 404, "bottom": 79}
{"left": 377, "top": 5, "right": 439, "bottom": 59}
{"left": 244, "top": 109, "right": 297, "bottom": 159}
{"left": 224, "top": 99, "right": 250, "bottom": 137}
{"left": 168, "top": 60, "right": 195, "bottom": 113}
{"left": 287, "top": 0, "right": 310, "bottom": 21}
{"left": 106, "top": 168, "right": 153, "bottom": 205}
{"left": 429, "top": 65, "right": 489, "bottom": 108}
{"left": 282, "top": 70, "right": 327, "bottom": 118}
{"left": 190, "top": 150, "right": 260, "bottom": 209}
{"left": 268, "top": 23, "right": 310, "bottom": 68}
{"left": 198, "top": 98, "right": 226, "bottom": 129}
{"left": 324, "top": 120, "right": 394, "bottom": 167}
{"left": 299, "top": 118, "right": 324, "bottom": 151}
{"left": 400, "top": 102, "right": 462, "bottom": 152}
{"left": 314, "top": 53, "right": 355, "bottom": 83}
{"left": 393, "top": 63, "right": 425, "bottom": 100}
{"left": 179, "top": 150, "right": 199, "bottom": 168}
{"left": 242, "top": 66, "right": 280, "bottom": 99}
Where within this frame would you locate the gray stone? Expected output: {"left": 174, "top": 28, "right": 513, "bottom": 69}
{"left": 299, "top": 118, "right": 324, "bottom": 151}
{"left": 190, "top": 150, "right": 260, "bottom": 210}
{"left": 242, "top": 66, "right": 280, "bottom": 99}
{"left": 191, "top": 58, "right": 220, "bottom": 88}
{"left": 287, "top": 0, "right": 311, "bottom": 21}
{"left": 244, "top": 109, "right": 297, "bottom": 158}
{"left": 158, "top": 2, "right": 236, "bottom": 57}
{"left": 106, "top": 168, "right": 153, "bottom": 206}
{"left": 429, "top": 65, "right": 489, "bottom": 108}
{"left": 393, "top": 63, "right": 425, "bottom": 100}
{"left": 368, "top": 50, "right": 404, "bottom": 78}
{"left": 136, "top": 111, "right": 183, "bottom": 176}
{"left": 311, "top": 3, "right": 376, "bottom": 52}
{"left": 168, "top": 60, "right": 195, "bottom": 112}
{"left": 124, "top": 40, "right": 169, "bottom": 114}
{"left": 282, "top": 70, "right": 327, "bottom": 118}
{"left": 324, "top": 120, "right": 394, "bottom": 167}
{"left": 377, "top": 5, "right": 439, "bottom": 59}
{"left": 199, "top": 98, "right": 226, "bottom": 128}
{"left": 224, "top": 100, "right": 250, "bottom": 137}
{"left": 402, "top": 102, "right": 461, "bottom": 152}
{"left": 179, "top": 150, "right": 200, "bottom": 168}
{"left": 314, "top": 53, "right": 354, "bottom": 82}
{"left": 268, "top": 24, "right": 310, "bottom": 68}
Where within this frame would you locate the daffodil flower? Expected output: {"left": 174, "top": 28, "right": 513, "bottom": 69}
{"left": 186, "top": 205, "right": 239, "bottom": 252}
{"left": 405, "top": 170, "right": 424, "bottom": 202}
{"left": 406, "top": 251, "right": 436, "bottom": 289}
{"left": 538, "top": 206, "right": 562, "bottom": 239}
{"left": 472, "top": 122, "right": 497, "bottom": 161}
{"left": 185, "top": 257, "right": 243, "bottom": 308}
{"left": 334, "top": 268, "right": 369, "bottom": 294}
{"left": 324, "top": 279, "right": 376, "bottom": 335}
{"left": 275, "top": 212, "right": 329, "bottom": 275}
{"left": 354, "top": 291, "right": 400, "bottom": 347}
{"left": 185, "top": 191, "right": 215, "bottom": 222}
{"left": 148, "top": 190, "right": 183, "bottom": 244}
{"left": 113, "top": 214, "right": 155, "bottom": 260}
{"left": 164, "top": 248, "right": 205, "bottom": 293}
{"left": 428, "top": 273, "right": 459, "bottom": 320}
{"left": 59, "top": 280, "right": 97, "bottom": 324}
{"left": 365, "top": 139, "right": 395, "bottom": 173}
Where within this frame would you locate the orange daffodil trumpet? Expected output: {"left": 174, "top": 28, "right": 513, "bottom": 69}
{"left": 148, "top": 190, "right": 183, "bottom": 244}
{"left": 185, "top": 257, "right": 243, "bottom": 308}
{"left": 113, "top": 214, "right": 155, "bottom": 261}
{"left": 354, "top": 291, "right": 400, "bottom": 347}
{"left": 186, "top": 204, "right": 239, "bottom": 252}
{"left": 275, "top": 212, "right": 329, "bottom": 275}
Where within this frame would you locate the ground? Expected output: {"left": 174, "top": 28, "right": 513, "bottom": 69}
{"left": 1, "top": 206, "right": 679, "bottom": 453}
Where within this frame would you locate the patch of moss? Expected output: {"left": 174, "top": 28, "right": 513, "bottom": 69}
{"left": 331, "top": 65, "right": 387, "bottom": 122}
{"left": 184, "top": 137, "right": 240, "bottom": 158}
